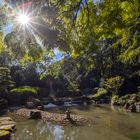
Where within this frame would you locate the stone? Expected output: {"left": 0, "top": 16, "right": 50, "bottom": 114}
{"left": 26, "top": 102, "right": 35, "bottom": 109}
{"left": 124, "top": 102, "right": 130, "bottom": 110}
{"left": 30, "top": 111, "right": 42, "bottom": 119}
{"left": 37, "top": 106, "right": 44, "bottom": 110}
{"left": 0, "top": 117, "right": 16, "bottom": 132}
{"left": 0, "top": 130, "right": 10, "bottom": 140}
{"left": 0, "top": 117, "right": 16, "bottom": 140}
{"left": 135, "top": 102, "right": 140, "bottom": 113}
{"left": 26, "top": 98, "right": 42, "bottom": 109}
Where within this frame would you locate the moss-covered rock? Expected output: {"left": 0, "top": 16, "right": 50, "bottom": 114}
{"left": 0, "top": 130, "right": 10, "bottom": 140}
{"left": 0, "top": 117, "right": 16, "bottom": 140}
{"left": 0, "top": 117, "right": 16, "bottom": 132}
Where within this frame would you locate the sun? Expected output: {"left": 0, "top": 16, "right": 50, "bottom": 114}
{"left": 16, "top": 13, "right": 30, "bottom": 25}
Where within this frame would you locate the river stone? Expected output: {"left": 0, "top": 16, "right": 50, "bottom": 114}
{"left": 26, "top": 102, "right": 35, "bottom": 109}
{"left": 0, "top": 130, "right": 10, "bottom": 140}
{"left": 30, "top": 111, "right": 42, "bottom": 119}
{"left": 0, "top": 117, "right": 16, "bottom": 140}
{"left": 0, "top": 117, "right": 16, "bottom": 132}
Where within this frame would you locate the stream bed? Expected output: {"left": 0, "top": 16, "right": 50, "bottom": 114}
{"left": 9, "top": 105, "right": 140, "bottom": 140}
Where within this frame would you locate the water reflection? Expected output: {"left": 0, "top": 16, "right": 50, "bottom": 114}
{"left": 12, "top": 105, "right": 140, "bottom": 140}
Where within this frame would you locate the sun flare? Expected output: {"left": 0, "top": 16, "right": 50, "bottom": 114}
{"left": 16, "top": 13, "right": 30, "bottom": 25}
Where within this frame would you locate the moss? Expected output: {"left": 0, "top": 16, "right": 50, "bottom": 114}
{"left": 0, "top": 130, "right": 10, "bottom": 137}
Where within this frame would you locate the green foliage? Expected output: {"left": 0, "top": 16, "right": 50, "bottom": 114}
{"left": 111, "top": 95, "right": 119, "bottom": 105}
{"left": 93, "top": 88, "right": 108, "bottom": 99}
{"left": 0, "top": 0, "right": 139, "bottom": 99}
{"left": 10, "top": 86, "right": 38, "bottom": 94}
{"left": 104, "top": 76, "right": 124, "bottom": 95}
{"left": 9, "top": 86, "right": 39, "bottom": 105}
{"left": 117, "top": 94, "right": 131, "bottom": 106}
{"left": 0, "top": 32, "right": 4, "bottom": 53}
{"left": 112, "top": 94, "right": 140, "bottom": 106}
{"left": 0, "top": 67, "right": 15, "bottom": 94}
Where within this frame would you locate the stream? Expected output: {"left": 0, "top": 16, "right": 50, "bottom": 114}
{"left": 9, "top": 105, "right": 140, "bottom": 140}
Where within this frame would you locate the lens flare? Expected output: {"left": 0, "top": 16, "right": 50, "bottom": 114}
{"left": 16, "top": 14, "right": 30, "bottom": 25}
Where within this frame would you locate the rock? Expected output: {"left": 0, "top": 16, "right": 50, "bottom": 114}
{"left": 37, "top": 106, "right": 44, "bottom": 110}
{"left": 26, "top": 98, "right": 42, "bottom": 109}
{"left": 0, "top": 130, "right": 10, "bottom": 140}
{"left": 124, "top": 102, "right": 130, "bottom": 110}
{"left": 0, "top": 117, "right": 16, "bottom": 132}
{"left": 26, "top": 102, "right": 35, "bottom": 109}
{"left": 0, "top": 117, "right": 16, "bottom": 140}
{"left": 130, "top": 94, "right": 137, "bottom": 103}
{"left": 30, "top": 111, "right": 42, "bottom": 119}
{"left": 135, "top": 102, "right": 140, "bottom": 113}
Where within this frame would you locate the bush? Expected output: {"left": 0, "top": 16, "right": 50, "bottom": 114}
{"left": 8, "top": 86, "right": 39, "bottom": 105}
{"left": 104, "top": 76, "right": 124, "bottom": 95}
{"left": 117, "top": 94, "right": 131, "bottom": 106}
{"left": 112, "top": 94, "right": 140, "bottom": 106}
{"left": 111, "top": 95, "right": 119, "bottom": 105}
{"left": 93, "top": 88, "right": 108, "bottom": 99}
{"left": 10, "top": 86, "right": 38, "bottom": 94}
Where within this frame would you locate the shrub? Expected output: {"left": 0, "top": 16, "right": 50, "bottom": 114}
{"left": 0, "top": 99, "right": 8, "bottom": 110}
{"left": 111, "top": 95, "right": 119, "bottom": 105}
{"left": 93, "top": 88, "right": 108, "bottom": 99}
{"left": 8, "top": 86, "right": 39, "bottom": 105}
{"left": 104, "top": 76, "right": 124, "bottom": 95}
{"left": 117, "top": 94, "right": 130, "bottom": 106}
{"left": 10, "top": 86, "right": 38, "bottom": 94}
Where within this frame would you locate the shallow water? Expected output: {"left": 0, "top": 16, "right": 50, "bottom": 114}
{"left": 11, "top": 105, "right": 140, "bottom": 140}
